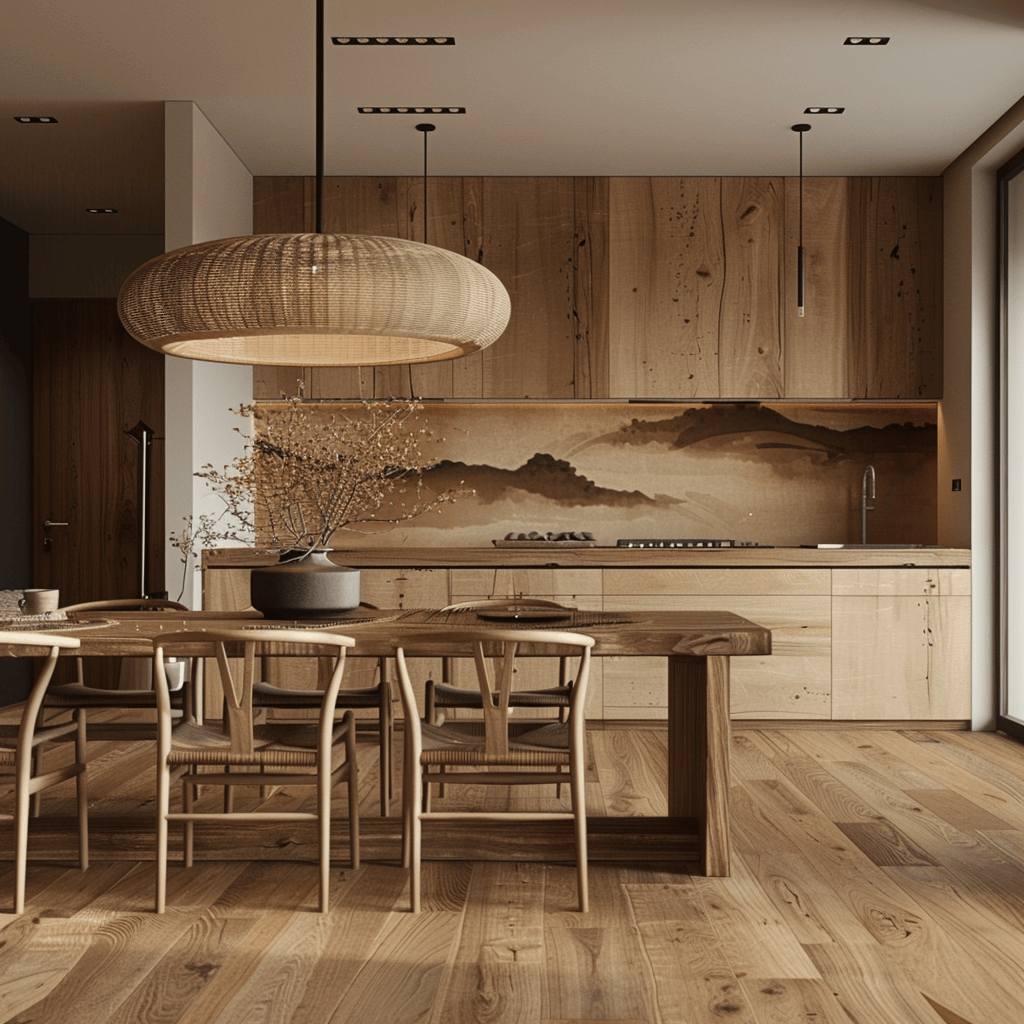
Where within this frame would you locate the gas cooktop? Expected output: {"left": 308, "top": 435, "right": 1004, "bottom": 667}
{"left": 615, "top": 539, "right": 772, "bottom": 548}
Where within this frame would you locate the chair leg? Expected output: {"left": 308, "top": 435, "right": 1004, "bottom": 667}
{"left": 182, "top": 772, "right": 195, "bottom": 869}
{"left": 14, "top": 767, "right": 32, "bottom": 915}
{"left": 378, "top": 682, "right": 392, "bottom": 817}
{"left": 401, "top": 729, "right": 414, "bottom": 871}
{"left": 75, "top": 710, "right": 89, "bottom": 871}
{"left": 570, "top": 763, "right": 589, "bottom": 914}
{"left": 409, "top": 765, "right": 422, "bottom": 914}
{"left": 31, "top": 745, "right": 42, "bottom": 819}
{"left": 156, "top": 761, "right": 170, "bottom": 914}
{"left": 318, "top": 757, "right": 331, "bottom": 913}
{"left": 346, "top": 712, "right": 360, "bottom": 870}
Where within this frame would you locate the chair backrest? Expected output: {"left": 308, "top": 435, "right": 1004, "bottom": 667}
{"left": 393, "top": 629, "right": 594, "bottom": 757}
{"left": 0, "top": 633, "right": 81, "bottom": 745}
{"left": 153, "top": 628, "right": 356, "bottom": 754}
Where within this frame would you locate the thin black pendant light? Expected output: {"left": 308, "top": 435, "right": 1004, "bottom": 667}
{"left": 792, "top": 123, "right": 811, "bottom": 318}
{"left": 416, "top": 122, "right": 436, "bottom": 245}
{"left": 117, "top": 0, "right": 510, "bottom": 366}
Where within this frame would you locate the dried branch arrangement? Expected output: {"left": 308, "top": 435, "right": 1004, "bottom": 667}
{"left": 171, "top": 398, "right": 465, "bottom": 563}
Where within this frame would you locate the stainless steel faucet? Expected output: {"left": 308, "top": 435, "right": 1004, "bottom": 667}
{"left": 861, "top": 465, "right": 876, "bottom": 544}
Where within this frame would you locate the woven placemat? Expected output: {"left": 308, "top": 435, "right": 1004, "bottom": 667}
{"left": 0, "top": 617, "right": 118, "bottom": 633}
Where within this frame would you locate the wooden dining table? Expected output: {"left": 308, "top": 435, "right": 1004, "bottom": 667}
{"left": 9, "top": 606, "right": 770, "bottom": 877}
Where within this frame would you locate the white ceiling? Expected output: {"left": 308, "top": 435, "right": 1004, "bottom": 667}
{"left": 3, "top": 0, "right": 1024, "bottom": 235}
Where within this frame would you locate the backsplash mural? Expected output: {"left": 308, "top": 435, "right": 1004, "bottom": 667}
{"left": 277, "top": 402, "right": 937, "bottom": 548}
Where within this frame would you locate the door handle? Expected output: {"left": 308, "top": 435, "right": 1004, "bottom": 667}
{"left": 44, "top": 520, "right": 69, "bottom": 528}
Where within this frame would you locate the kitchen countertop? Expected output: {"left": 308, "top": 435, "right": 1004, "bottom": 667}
{"left": 204, "top": 546, "right": 971, "bottom": 570}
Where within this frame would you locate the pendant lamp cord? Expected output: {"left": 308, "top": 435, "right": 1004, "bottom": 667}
{"left": 416, "top": 123, "right": 436, "bottom": 246}
{"left": 792, "top": 123, "right": 811, "bottom": 318}
{"left": 315, "top": 0, "right": 324, "bottom": 234}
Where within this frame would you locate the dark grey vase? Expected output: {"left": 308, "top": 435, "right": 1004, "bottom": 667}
{"left": 249, "top": 550, "right": 361, "bottom": 618}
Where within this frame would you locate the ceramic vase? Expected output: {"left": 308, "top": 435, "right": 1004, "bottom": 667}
{"left": 249, "top": 550, "right": 361, "bottom": 618}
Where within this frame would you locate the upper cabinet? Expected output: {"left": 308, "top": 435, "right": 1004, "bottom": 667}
{"left": 783, "top": 178, "right": 942, "bottom": 399}
{"left": 252, "top": 174, "right": 941, "bottom": 402}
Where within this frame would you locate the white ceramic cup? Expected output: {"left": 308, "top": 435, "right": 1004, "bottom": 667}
{"left": 18, "top": 589, "right": 60, "bottom": 615}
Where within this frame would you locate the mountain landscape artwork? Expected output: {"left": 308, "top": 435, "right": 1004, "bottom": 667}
{"left": 288, "top": 402, "right": 937, "bottom": 548}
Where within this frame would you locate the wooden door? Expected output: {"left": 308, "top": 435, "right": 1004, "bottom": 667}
{"left": 32, "top": 298, "right": 165, "bottom": 605}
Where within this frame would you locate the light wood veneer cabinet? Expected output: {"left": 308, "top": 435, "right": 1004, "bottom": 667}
{"left": 831, "top": 568, "right": 971, "bottom": 721}
{"left": 253, "top": 174, "right": 941, "bottom": 402}
{"left": 203, "top": 557, "right": 971, "bottom": 725}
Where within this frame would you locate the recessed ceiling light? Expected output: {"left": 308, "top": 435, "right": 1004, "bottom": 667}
{"left": 804, "top": 107, "right": 845, "bottom": 114}
{"left": 358, "top": 106, "right": 465, "bottom": 114}
{"left": 13, "top": 115, "right": 59, "bottom": 123}
{"left": 844, "top": 36, "right": 890, "bottom": 45}
{"left": 86, "top": 207, "right": 118, "bottom": 214}
{"left": 332, "top": 36, "right": 454, "bottom": 45}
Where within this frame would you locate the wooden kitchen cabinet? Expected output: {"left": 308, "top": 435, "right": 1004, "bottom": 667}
{"left": 203, "top": 549, "right": 971, "bottom": 725}
{"left": 601, "top": 568, "right": 832, "bottom": 720}
{"left": 254, "top": 174, "right": 941, "bottom": 403}
{"left": 831, "top": 569, "right": 971, "bottom": 720}
{"left": 784, "top": 178, "right": 942, "bottom": 399}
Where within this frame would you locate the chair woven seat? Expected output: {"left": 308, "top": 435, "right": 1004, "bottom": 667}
{"left": 420, "top": 718, "right": 571, "bottom": 755}
{"left": 44, "top": 682, "right": 186, "bottom": 709}
{"left": 428, "top": 681, "right": 571, "bottom": 708}
{"left": 252, "top": 680, "right": 378, "bottom": 708}
{"left": 0, "top": 719, "right": 81, "bottom": 756}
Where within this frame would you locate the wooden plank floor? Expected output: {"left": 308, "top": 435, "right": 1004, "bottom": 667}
{"left": 3, "top": 725, "right": 1024, "bottom": 1023}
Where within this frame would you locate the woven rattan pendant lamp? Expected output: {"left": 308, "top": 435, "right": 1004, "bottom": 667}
{"left": 117, "top": 3, "right": 510, "bottom": 367}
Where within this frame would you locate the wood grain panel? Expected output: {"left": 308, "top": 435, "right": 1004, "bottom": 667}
{"left": 11, "top": 728, "right": 1024, "bottom": 1023}
{"left": 718, "top": 177, "right": 785, "bottom": 398}
{"left": 601, "top": 567, "right": 831, "bottom": 596}
{"left": 783, "top": 177, "right": 852, "bottom": 398}
{"left": 668, "top": 653, "right": 731, "bottom": 874}
{"left": 474, "top": 178, "right": 582, "bottom": 399}
{"left": 832, "top": 595, "right": 971, "bottom": 720}
{"left": 205, "top": 546, "right": 970, "bottom": 571}
{"left": 609, "top": 177, "right": 724, "bottom": 397}
{"left": 831, "top": 568, "right": 971, "bottom": 597}
{"left": 250, "top": 174, "right": 942, "bottom": 400}
{"left": 32, "top": 299, "right": 165, "bottom": 606}
{"left": 604, "top": 592, "right": 830, "bottom": 720}
{"left": 848, "top": 177, "right": 943, "bottom": 399}
{"left": 358, "top": 566, "right": 450, "bottom": 609}
{"left": 571, "top": 176, "right": 610, "bottom": 398}
{"left": 449, "top": 567, "right": 604, "bottom": 600}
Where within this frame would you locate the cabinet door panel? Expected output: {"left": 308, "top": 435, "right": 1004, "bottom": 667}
{"left": 831, "top": 568, "right": 970, "bottom": 597}
{"left": 832, "top": 595, "right": 971, "bottom": 719}
{"left": 604, "top": 592, "right": 830, "bottom": 719}
{"left": 603, "top": 656, "right": 667, "bottom": 720}
{"left": 359, "top": 568, "right": 449, "bottom": 609}
{"left": 609, "top": 177, "right": 724, "bottom": 397}
{"left": 602, "top": 567, "right": 831, "bottom": 596}
{"left": 731, "top": 655, "right": 831, "bottom": 720}
{"left": 449, "top": 567, "right": 603, "bottom": 602}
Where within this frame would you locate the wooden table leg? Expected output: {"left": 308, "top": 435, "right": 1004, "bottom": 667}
{"left": 667, "top": 654, "right": 731, "bottom": 876}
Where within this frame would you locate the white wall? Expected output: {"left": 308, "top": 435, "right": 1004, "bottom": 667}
{"left": 164, "top": 101, "right": 253, "bottom": 607}
{"left": 942, "top": 94, "right": 1024, "bottom": 728}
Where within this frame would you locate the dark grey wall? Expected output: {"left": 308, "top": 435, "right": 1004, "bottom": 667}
{"left": 0, "top": 215, "right": 33, "bottom": 703}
